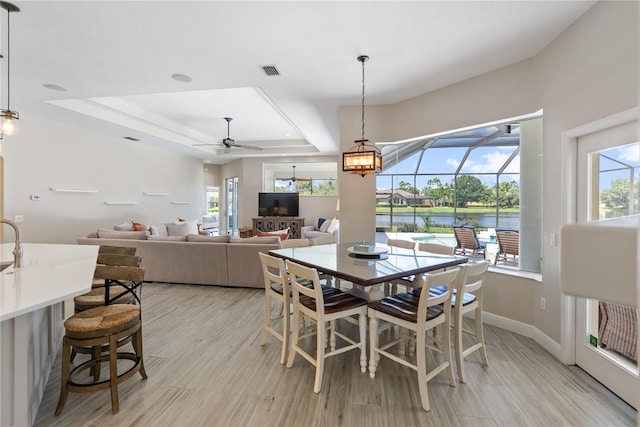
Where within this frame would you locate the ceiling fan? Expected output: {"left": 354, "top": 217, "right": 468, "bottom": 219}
{"left": 193, "top": 117, "right": 263, "bottom": 151}
{"left": 276, "top": 165, "right": 312, "bottom": 182}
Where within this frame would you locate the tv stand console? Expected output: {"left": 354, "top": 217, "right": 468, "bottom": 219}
{"left": 252, "top": 217, "right": 304, "bottom": 239}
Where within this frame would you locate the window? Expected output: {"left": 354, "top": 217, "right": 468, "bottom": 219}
{"left": 377, "top": 115, "right": 542, "bottom": 273}
{"left": 263, "top": 162, "right": 338, "bottom": 196}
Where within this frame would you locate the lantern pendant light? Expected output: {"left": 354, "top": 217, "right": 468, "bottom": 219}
{"left": 0, "top": 1, "right": 20, "bottom": 137}
{"left": 342, "top": 55, "right": 382, "bottom": 177}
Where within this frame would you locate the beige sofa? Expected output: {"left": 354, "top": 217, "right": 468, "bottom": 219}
{"left": 77, "top": 234, "right": 280, "bottom": 289}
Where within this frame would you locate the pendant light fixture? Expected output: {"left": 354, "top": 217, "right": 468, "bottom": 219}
{"left": 342, "top": 55, "right": 382, "bottom": 177}
{"left": 0, "top": 1, "right": 19, "bottom": 137}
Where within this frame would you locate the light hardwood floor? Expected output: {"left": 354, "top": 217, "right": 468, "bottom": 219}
{"left": 35, "top": 282, "right": 636, "bottom": 427}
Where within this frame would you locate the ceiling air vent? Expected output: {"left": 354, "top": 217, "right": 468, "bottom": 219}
{"left": 261, "top": 65, "right": 280, "bottom": 76}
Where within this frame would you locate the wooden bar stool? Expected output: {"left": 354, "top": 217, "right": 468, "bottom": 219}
{"left": 55, "top": 266, "right": 146, "bottom": 415}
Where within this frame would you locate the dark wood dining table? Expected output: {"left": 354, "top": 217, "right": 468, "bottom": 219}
{"left": 269, "top": 242, "right": 468, "bottom": 288}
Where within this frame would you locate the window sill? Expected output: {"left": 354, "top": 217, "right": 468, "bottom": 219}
{"left": 488, "top": 265, "right": 542, "bottom": 283}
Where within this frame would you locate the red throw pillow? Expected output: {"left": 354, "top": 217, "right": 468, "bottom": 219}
{"left": 131, "top": 221, "right": 149, "bottom": 231}
{"left": 256, "top": 229, "right": 289, "bottom": 240}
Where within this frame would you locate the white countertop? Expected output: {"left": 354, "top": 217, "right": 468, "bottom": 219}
{"left": 1, "top": 243, "right": 98, "bottom": 321}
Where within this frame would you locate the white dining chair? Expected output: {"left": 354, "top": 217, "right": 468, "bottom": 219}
{"left": 285, "top": 259, "right": 368, "bottom": 393}
{"left": 367, "top": 267, "right": 460, "bottom": 411}
{"left": 386, "top": 238, "right": 417, "bottom": 294}
{"left": 258, "top": 252, "right": 291, "bottom": 364}
{"left": 452, "top": 261, "right": 490, "bottom": 383}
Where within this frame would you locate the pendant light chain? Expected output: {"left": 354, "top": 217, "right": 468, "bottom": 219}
{"left": 6, "top": 7, "right": 10, "bottom": 111}
{"left": 361, "top": 56, "right": 365, "bottom": 141}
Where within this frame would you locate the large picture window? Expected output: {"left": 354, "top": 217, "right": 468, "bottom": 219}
{"left": 376, "top": 117, "right": 542, "bottom": 273}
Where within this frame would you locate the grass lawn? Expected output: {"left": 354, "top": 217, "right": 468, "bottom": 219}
{"left": 375, "top": 206, "right": 519, "bottom": 214}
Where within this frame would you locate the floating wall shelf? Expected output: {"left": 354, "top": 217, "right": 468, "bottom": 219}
{"left": 143, "top": 192, "right": 168, "bottom": 196}
{"left": 171, "top": 201, "right": 192, "bottom": 205}
{"left": 50, "top": 187, "right": 97, "bottom": 193}
{"left": 104, "top": 201, "right": 139, "bottom": 205}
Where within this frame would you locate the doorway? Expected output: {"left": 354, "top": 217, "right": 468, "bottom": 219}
{"left": 225, "top": 177, "right": 239, "bottom": 235}
{"left": 571, "top": 112, "right": 639, "bottom": 408}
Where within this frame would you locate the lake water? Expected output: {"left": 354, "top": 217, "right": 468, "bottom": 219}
{"left": 376, "top": 213, "right": 519, "bottom": 229}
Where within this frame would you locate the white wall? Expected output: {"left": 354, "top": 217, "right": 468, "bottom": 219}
{"left": 338, "top": 1, "right": 638, "bottom": 343}
{"left": 1, "top": 115, "right": 204, "bottom": 244}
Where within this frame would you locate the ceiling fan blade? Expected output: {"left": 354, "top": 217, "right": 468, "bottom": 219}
{"left": 192, "top": 143, "right": 222, "bottom": 147}
{"left": 295, "top": 177, "right": 312, "bottom": 182}
{"left": 232, "top": 143, "right": 263, "bottom": 151}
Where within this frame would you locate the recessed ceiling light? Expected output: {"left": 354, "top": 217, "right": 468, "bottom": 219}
{"left": 124, "top": 136, "right": 140, "bottom": 141}
{"left": 171, "top": 73, "right": 192, "bottom": 82}
{"left": 43, "top": 83, "right": 67, "bottom": 91}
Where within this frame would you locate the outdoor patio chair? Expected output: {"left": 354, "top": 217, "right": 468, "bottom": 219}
{"left": 452, "top": 225, "right": 486, "bottom": 260}
{"left": 494, "top": 228, "right": 519, "bottom": 265}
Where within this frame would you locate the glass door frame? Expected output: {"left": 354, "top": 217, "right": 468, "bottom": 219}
{"left": 560, "top": 107, "right": 639, "bottom": 408}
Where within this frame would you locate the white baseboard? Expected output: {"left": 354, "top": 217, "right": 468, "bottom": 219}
{"left": 482, "top": 311, "right": 562, "bottom": 361}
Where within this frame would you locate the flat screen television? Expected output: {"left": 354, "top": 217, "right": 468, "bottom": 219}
{"left": 258, "top": 192, "right": 299, "bottom": 217}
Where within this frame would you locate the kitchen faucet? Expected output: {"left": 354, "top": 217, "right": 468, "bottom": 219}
{"left": 1, "top": 219, "right": 23, "bottom": 268}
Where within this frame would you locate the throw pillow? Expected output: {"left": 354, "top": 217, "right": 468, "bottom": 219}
{"left": 167, "top": 222, "right": 188, "bottom": 236}
{"left": 149, "top": 224, "right": 169, "bottom": 237}
{"left": 113, "top": 221, "right": 133, "bottom": 231}
{"left": 317, "top": 217, "right": 327, "bottom": 230}
{"left": 132, "top": 221, "right": 149, "bottom": 231}
{"left": 177, "top": 218, "right": 199, "bottom": 235}
{"left": 256, "top": 229, "right": 289, "bottom": 240}
{"left": 319, "top": 218, "right": 332, "bottom": 233}
{"left": 326, "top": 218, "right": 339, "bottom": 235}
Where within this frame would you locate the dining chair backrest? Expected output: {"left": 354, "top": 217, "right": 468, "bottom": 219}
{"left": 454, "top": 261, "right": 490, "bottom": 307}
{"left": 279, "top": 238, "right": 310, "bottom": 249}
{"left": 310, "top": 235, "right": 336, "bottom": 246}
{"left": 417, "top": 242, "right": 454, "bottom": 255}
{"left": 259, "top": 252, "right": 290, "bottom": 296}
{"left": 387, "top": 238, "right": 416, "bottom": 250}
{"left": 94, "top": 265, "right": 145, "bottom": 306}
{"left": 285, "top": 259, "right": 324, "bottom": 313}
{"left": 416, "top": 268, "right": 460, "bottom": 319}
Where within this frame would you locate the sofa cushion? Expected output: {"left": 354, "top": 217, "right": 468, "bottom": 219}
{"left": 167, "top": 222, "right": 188, "bottom": 236}
{"left": 229, "top": 236, "right": 281, "bottom": 245}
{"left": 97, "top": 229, "right": 148, "bottom": 240}
{"left": 87, "top": 230, "right": 99, "bottom": 238}
{"left": 114, "top": 221, "right": 133, "bottom": 231}
{"left": 148, "top": 235, "right": 188, "bottom": 241}
{"left": 187, "top": 234, "right": 230, "bottom": 243}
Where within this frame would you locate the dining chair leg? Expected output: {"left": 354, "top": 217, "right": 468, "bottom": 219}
{"left": 286, "top": 308, "right": 300, "bottom": 368}
{"left": 476, "top": 307, "right": 489, "bottom": 367}
{"left": 329, "top": 320, "right": 336, "bottom": 351}
{"left": 133, "top": 327, "right": 148, "bottom": 379}
{"left": 454, "top": 318, "right": 466, "bottom": 383}
{"left": 314, "top": 320, "right": 326, "bottom": 393}
{"left": 368, "top": 314, "right": 378, "bottom": 379}
{"left": 416, "top": 328, "right": 430, "bottom": 411}
{"left": 260, "top": 294, "right": 271, "bottom": 346}
{"left": 358, "top": 313, "right": 367, "bottom": 373}
{"left": 443, "top": 316, "right": 456, "bottom": 387}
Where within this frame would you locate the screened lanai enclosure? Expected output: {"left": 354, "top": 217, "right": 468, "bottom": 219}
{"left": 376, "top": 122, "right": 522, "bottom": 234}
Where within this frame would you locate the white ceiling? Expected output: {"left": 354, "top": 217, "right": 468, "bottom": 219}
{"left": 5, "top": 1, "right": 596, "bottom": 164}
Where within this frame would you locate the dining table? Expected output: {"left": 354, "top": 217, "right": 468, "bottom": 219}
{"left": 269, "top": 242, "right": 468, "bottom": 293}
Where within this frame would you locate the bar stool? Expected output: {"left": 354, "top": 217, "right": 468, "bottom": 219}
{"left": 55, "top": 265, "right": 146, "bottom": 415}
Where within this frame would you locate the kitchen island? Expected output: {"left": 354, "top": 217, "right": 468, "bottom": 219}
{"left": 1, "top": 243, "right": 98, "bottom": 427}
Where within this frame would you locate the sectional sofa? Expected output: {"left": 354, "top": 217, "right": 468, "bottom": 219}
{"left": 77, "top": 232, "right": 280, "bottom": 288}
